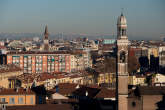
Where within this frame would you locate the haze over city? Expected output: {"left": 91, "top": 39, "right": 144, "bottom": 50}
{"left": 0, "top": 0, "right": 165, "bottom": 40}
{"left": 1, "top": 0, "right": 165, "bottom": 110}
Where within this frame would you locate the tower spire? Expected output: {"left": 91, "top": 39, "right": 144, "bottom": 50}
{"left": 43, "top": 25, "right": 49, "bottom": 51}
{"left": 44, "top": 25, "right": 49, "bottom": 39}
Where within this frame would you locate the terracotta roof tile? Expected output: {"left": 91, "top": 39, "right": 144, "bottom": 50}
{"left": 48, "top": 83, "right": 81, "bottom": 96}
{"left": 73, "top": 86, "right": 100, "bottom": 98}
{"left": 95, "top": 88, "right": 115, "bottom": 98}
{"left": 0, "top": 88, "right": 35, "bottom": 95}
{"left": 14, "top": 73, "right": 56, "bottom": 84}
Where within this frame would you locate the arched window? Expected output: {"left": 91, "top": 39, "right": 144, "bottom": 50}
{"left": 122, "top": 29, "right": 126, "bottom": 36}
{"left": 120, "top": 51, "right": 126, "bottom": 63}
{"left": 132, "top": 101, "right": 136, "bottom": 107}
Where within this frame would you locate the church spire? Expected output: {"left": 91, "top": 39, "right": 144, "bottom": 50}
{"left": 43, "top": 25, "right": 49, "bottom": 51}
{"left": 44, "top": 25, "right": 49, "bottom": 39}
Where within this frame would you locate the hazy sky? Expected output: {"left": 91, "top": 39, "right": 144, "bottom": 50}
{"left": 0, "top": 0, "right": 165, "bottom": 40}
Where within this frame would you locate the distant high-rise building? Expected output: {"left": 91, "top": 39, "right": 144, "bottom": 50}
{"left": 116, "top": 13, "right": 129, "bottom": 110}
{"left": 43, "top": 25, "right": 49, "bottom": 51}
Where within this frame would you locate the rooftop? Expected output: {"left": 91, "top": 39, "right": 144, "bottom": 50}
{"left": 0, "top": 88, "right": 35, "bottom": 95}
{"left": 53, "top": 83, "right": 116, "bottom": 99}
{"left": 48, "top": 83, "right": 81, "bottom": 96}
{"left": 129, "top": 86, "right": 165, "bottom": 97}
{"left": 7, "top": 50, "right": 86, "bottom": 55}
{"left": 13, "top": 73, "right": 56, "bottom": 84}
{"left": 7, "top": 104, "right": 72, "bottom": 110}
{"left": 0, "top": 64, "right": 22, "bottom": 73}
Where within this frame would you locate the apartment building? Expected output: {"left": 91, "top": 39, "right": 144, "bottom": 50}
{"left": 70, "top": 50, "right": 92, "bottom": 72}
{"left": 7, "top": 51, "right": 71, "bottom": 73}
{"left": 6, "top": 51, "right": 92, "bottom": 74}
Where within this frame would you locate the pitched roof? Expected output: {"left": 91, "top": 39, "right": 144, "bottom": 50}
{"left": 49, "top": 83, "right": 116, "bottom": 99}
{"left": 0, "top": 88, "right": 35, "bottom": 95}
{"left": 129, "top": 86, "right": 165, "bottom": 97}
{"left": 138, "top": 86, "right": 165, "bottom": 95}
{"left": 14, "top": 73, "right": 56, "bottom": 84}
{"left": 95, "top": 88, "right": 115, "bottom": 98}
{"left": 73, "top": 86, "right": 100, "bottom": 98}
{"left": 48, "top": 83, "right": 80, "bottom": 96}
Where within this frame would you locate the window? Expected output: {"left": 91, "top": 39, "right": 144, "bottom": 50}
{"left": 132, "top": 101, "right": 136, "bottom": 107}
{"left": 30, "top": 96, "right": 33, "bottom": 104}
{"left": 18, "top": 97, "right": 24, "bottom": 104}
{"left": 120, "top": 51, "right": 126, "bottom": 63}
{"left": 9, "top": 98, "right": 15, "bottom": 104}
{"left": 0, "top": 98, "right": 5, "bottom": 102}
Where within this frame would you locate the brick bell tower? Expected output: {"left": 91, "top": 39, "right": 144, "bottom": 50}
{"left": 116, "top": 13, "right": 129, "bottom": 110}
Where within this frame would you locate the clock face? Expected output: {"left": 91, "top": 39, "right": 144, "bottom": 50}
{"left": 120, "top": 51, "right": 126, "bottom": 63}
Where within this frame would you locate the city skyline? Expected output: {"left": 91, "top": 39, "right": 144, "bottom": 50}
{"left": 1, "top": 3, "right": 165, "bottom": 109}
{"left": 0, "top": 0, "right": 165, "bottom": 40}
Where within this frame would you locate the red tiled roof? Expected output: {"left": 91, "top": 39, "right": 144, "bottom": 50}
{"left": 14, "top": 73, "right": 56, "bottom": 84}
{"left": 49, "top": 83, "right": 81, "bottom": 96}
{"left": 0, "top": 88, "right": 35, "bottom": 95}
{"left": 49, "top": 83, "right": 116, "bottom": 99}
{"left": 95, "top": 88, "right": 115, "bottom": 98}
{"left": 73, "top": 86, "right": 100, "bottom": 98}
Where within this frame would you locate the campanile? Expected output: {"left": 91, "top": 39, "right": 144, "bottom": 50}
{"left": 116, "top": 13, "right": 129, "bottom": 110}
